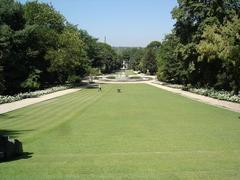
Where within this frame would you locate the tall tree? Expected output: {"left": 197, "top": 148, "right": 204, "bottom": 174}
{"left": 197, "top": 15, "right": 240, "bottom": 94}
{"left": 158, "top": 0, "right": 240, "bottom": 90}
{"left": 157, "top": 33, "right": 185, "bottom": 83}
{"left": 0, "top": 0, "right": 27, "bottom": 94}
{"left": 23, "top": 1, "right": 66, "bottom": 86}
{"left": 141, "top": 41, "right": 161, "bottom": 75}
{"left": 45, "top": 25, "right": 89, "bottom": 83}
{"left": 95, "top": 43, "right": 120, "bottom": 73}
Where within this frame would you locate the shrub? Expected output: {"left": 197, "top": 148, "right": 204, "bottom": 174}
{"left": 67, "top": 75, "right": 82, "bottom": 84}
{"left": 129, "top": 76, "right": 142, "bottom": 79}
{"left": 181, "top": 84, "right": 192, "bottom": 91}
{"left": 106, "top": 76, "right": 116, "bottom": 79}
{"left": 188, "top": 88, "right": 240, "bottom": 103}
{"left": 159, "top": 81, "right": 240, "bottom": 103}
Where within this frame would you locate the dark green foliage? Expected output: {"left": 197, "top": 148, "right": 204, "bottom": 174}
{"left": 157, "top": 0, "right": 240, "bottom": 94}
{"left": 96, "top": 43, "right": 120, "bottom": 73}
{"left": 140, "top": 41, "right": 161, "bottom": 75}
{"left": 146, "top": 41, "right": 161, "bottom": 49}
{"left": 21, "top": 69, "right": 41, "bottom": 90}
{"left": 0, "top": 0, "right": 119, "bottom": 95}
{"left": 0, "top": 66, "right": 4, "bottom": 93}
{"left": 0, "top": 0, "right": 28, "bottom": 94}
{"left": 114, "top": 42, "right": 160, "bottom": 75}
{"left": 128, "top": 48, "right": 144, "bottom": 71}
{"left": 24, "top": 1, "right": 65, "bottom": 32}
{"left": 197, "top": 15, "right": 240, "bottom": 93}
{"left": 141, "top": 48, "right": 157, "bottom": 75}
{"left": 114, "top": 47, "right": 144, "bottom": 71}
{"left": 157, "top": 33, "right": 183, "bottom": 83}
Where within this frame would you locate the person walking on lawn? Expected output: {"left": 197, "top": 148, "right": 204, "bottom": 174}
{"left": 98, "top": 84, "right": 102, "bottom": 92}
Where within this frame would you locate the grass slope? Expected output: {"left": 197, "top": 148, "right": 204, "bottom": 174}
{"left": 0, "top": 84, "right": 240, "bottom": 179}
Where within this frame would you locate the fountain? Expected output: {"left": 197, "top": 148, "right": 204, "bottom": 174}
{"left": 118, "top": 60, "right": 127, "bottom": 80}
{"left": 101, "top": 60, "right": 152, "bottom": 82}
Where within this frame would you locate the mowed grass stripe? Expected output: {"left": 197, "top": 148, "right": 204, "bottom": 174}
{"left": 29, "top": 149, "right": 240, "bottom": 157}
{"left": 0, "top": 84, "right": 239, "bottom": 180}
{"left": 1, "top": 91, "right": 94, "bottom": 126}
{"left": 21, "top": 86, "right": 114, "bottom": 141}
{"left": 0, "top": 86, "right": 112, "bottom": 139}
{"left": 0, "top": 91, "right": 86, "bottom": 124}
{"left": 4, "top": 94, "right": 97, "bottom": 130}
{"left": 0, "top": 90, "right": 90, "bottom": 124}
{"left": 0, "top": 92, "right": 94, "bottom": 128}
{"left": 20, "top": 96, "right": 100, "bottom": 141}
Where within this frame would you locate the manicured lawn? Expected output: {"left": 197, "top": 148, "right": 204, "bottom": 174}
{"left": 114, "top": 70, "right": 137, "bottom": 76}
{"left": 0, "top": 84, "right": 240, "bottom": 179}
{"left": 124, "top": 70, "right": 137, "bottom": 75}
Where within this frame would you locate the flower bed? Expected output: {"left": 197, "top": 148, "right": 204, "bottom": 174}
{"left": 188, "top": 88, "right": 240, "bottom": 103}
{"left": 0, "top": 86, "right": 68, "bottom": 104}
{"left": 155, "top": 81, "right": 240, "bottom": 104}
{"left": 154, "top": 81, "right": 184, "bottom": 89}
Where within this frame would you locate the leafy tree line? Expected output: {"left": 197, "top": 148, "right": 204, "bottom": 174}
{"left": 0, "top": 0, "right": 121, "bottom": 95}
{"left": 157, "top": 0, "right": 240, "bottom": 94}
{"left": 116, "top": 0, "right": 239, "bottom": 95}
{"left": 114, "top": 41, "right": 161, "bottom": 75}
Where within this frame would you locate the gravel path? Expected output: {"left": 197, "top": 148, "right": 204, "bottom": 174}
{"left": 0, "top": 88, "right": 80, "bottom": 114}
{"left": 146, "top": 82, "right": 240, "bottom": 113}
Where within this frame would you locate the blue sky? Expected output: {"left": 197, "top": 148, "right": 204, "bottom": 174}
{"left": 18, "top": 0, "right": 177, "bottom": 47}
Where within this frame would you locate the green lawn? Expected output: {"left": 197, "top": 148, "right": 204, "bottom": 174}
{"left": 124, "top": 70, "right": 137, "bottom": 76}
{"left": 114, "top": 70, "right": 137, "bottom": 76}
{"left": 0, "top": 84, "right": 240, "bottom": 179}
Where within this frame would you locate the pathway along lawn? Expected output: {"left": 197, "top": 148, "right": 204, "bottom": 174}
{"left": 0, "top": 84, "right": 240, "bottom": 179}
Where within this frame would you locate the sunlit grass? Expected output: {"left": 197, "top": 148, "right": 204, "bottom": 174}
{"left": 0, "top": 84, "right": 240, "bottom": 179}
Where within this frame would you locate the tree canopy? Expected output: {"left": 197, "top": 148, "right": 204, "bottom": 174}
{"left": 1, "top": 0, "right": 239, "bottom": 95}
{"left": 157, "top": 0, "right": 240, "bottom": 94}
{"left": 0, "top": 0, "right": 120, "bottom": 95}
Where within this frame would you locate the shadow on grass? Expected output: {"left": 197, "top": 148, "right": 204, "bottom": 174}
{"left": 0, "top": 129, "right": 32, "bottom": 138}
{"left": 0, "top": 129, "right": 34, "bottom": 163}
{"left": 86, "top": 85, "right": 98, "bottom": 89}
{"left": 69, "top": 82, "right": 99, "bottom": 89}
{"left": 0, "top": 152, "right": 33, "bottom": 163}
{"left": 0, "top": 114, "right": 23, "bottom": 120}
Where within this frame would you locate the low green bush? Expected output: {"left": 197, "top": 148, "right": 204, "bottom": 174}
{"left": 67, "top": 75, "right": 82, "bottom": 84}
{"left": 129, "top": 76, "right": 142, "bottom": 79}
{"left": 181, "top": 84, "right": 192, "bottom": 91}
{"left": 106, "top": 76, "right": 116, "bottom": 79}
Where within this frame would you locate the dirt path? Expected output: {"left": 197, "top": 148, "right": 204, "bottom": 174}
{"left": 0, "top": 88, "right": 80, "bottom": 114}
